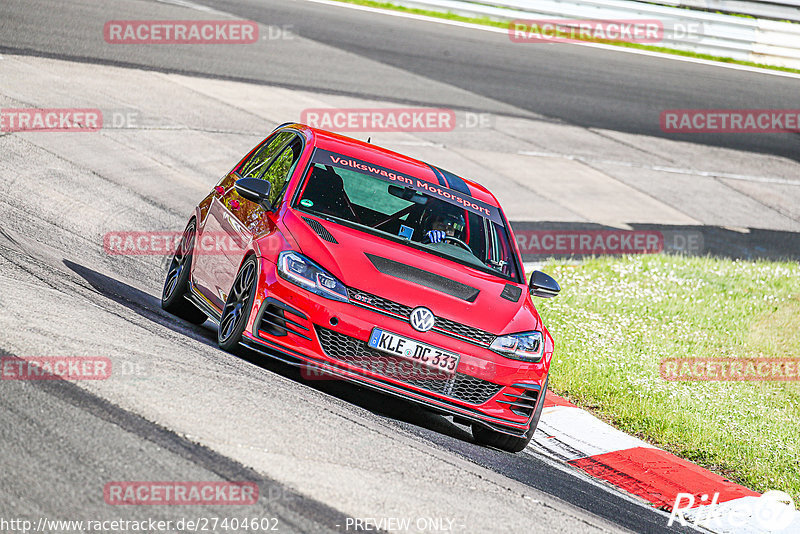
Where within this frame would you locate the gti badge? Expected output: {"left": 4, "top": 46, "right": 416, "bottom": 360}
{"left": 353, "top": 293, "right": 373, "bottom": 304}
{"left": 410, "top": 306, "right": 435, "bottom": 332}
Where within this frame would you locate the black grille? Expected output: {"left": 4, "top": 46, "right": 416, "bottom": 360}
{"left": 346, "top": 288, "right": 496, "bottom": 346}
{"left": 255, "top": 298, "right": 311, "bottom": 341}
{"left": 498, "top": 389, "right": 540, "bottom": 418}
{"left": 348, "top": 288, "right": 413, "bottom": 317}
{"left": 450, "top": 373, "right": 505, "bottom": 405}
{"left": 302, "top": 217, "right": 338, "bottom": 244}
{"left": 259, "top": 304, "right": 289, "bottom": 337}
{"left": 433, "top": 316, "right": 496, "bottom": 345}
{"left": 316, "top": 327, "right": 502, "bottom": 405}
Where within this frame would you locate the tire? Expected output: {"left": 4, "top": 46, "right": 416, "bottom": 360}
{"left": 472, "top": 377, "right": 548, "bottom": 453}
{"left": 161, "top": 220, "right": 207, "bottom": 325}
{"left": 218, "top": 255, "right": 258, "bottom": 352}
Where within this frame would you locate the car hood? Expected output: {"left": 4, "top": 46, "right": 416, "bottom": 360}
{"left": 280, "top": 210, "right": 541, "bottom": 336}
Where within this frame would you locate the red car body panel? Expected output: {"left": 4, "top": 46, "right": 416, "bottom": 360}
{"left": 187, "top": 124, "right": 554, "bottom": 438}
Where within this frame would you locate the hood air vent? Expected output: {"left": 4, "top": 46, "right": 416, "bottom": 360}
{"left": 302, "top": 217, "right": 338, "bottom": 244}
{"left": 500, "top": 284, "right": 522, "bottom": 302}
{"left": 365, "top": 253, "right": 480, "bottom": 302}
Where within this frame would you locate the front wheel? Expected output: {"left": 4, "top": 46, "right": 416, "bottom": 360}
{"left": 218, "top": 255, "right": 258, "bottom": 352}
{"left": 472, "top": 377, "right": 548, "bottom": 453}
{"left": 161, "top": 220, "right": 207, "bottom": 325}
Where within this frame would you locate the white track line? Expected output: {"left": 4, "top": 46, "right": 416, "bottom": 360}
{"left": 517, "top": 150, "right": 800, "bottom": 186}
{"left": 305, "top": 0, "right": 800, "bottom": 80}
{"left": 154, "top": 0, "right": 222, "bottom": 13}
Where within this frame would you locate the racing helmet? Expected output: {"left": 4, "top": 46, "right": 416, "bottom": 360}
{"left": 424, "top": 202, "right": 467, "bottom": 241}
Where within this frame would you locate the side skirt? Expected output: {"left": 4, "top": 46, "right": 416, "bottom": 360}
{"left": 186, "top": 282, "right": 222, "bottom": 323}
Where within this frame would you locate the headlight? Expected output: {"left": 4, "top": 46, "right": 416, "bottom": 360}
{"left": 490, "top": 331, "right": 544, "bottom": 363}
{"left": 277, "top": 251, "right": 349, "bottom": 302}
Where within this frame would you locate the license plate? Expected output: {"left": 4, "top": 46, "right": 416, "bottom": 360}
{"left": 367, "top": 328, "right": 459, "bottom": 374}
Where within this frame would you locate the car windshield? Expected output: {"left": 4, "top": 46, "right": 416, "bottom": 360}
{"left": 295, "top": 149, "right": 520, "bottom": 281}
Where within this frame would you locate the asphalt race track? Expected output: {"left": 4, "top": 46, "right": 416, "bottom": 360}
{"left": 3, "top": 0, "right": 799, "bottom": 159}
{"left": 0, "top": 0, "right": 798, "bottom": 532}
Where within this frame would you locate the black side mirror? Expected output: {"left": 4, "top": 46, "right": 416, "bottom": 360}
{"left": 234, "top": 178, "right": 273, "bottom": 210}
{"left": 529, "top": 270, "right": 560, "bottom": 298}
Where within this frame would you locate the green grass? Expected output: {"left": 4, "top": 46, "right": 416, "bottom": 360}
{"left": 534, "top": 255, "right": 800, "bottom": 499}
{"left": 332, "top": 0, "right": 800, "bottom": 75}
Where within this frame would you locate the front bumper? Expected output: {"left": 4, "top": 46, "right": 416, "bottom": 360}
{"left": 242, "top": 266, "right": 548, "bottom": 437}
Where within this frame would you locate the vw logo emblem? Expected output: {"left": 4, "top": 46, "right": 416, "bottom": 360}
{"left": 410, "top": 307, "right": 435, "bottom": 332}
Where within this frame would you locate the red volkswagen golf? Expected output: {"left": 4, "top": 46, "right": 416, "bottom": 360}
{"left": 161, "top": 123, "right": 560, "bottom": 452}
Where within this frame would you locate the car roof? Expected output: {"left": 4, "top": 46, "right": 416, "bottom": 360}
{"left": 285, "top": 124, "right": 502, "bottom": 209}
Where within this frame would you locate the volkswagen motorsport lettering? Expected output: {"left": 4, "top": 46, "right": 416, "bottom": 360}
{"left": 311, "top": 149, "right": 503, "bottom": 224}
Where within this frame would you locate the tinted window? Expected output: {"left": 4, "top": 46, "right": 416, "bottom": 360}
{"left": 262, "top": 142, "right": 301, "bottom": 206}
{"left": 296, "top": 162, "right": 519, "bottom": 281}
{"left": 238, "top": 131, "right": 294, "bottom": 179}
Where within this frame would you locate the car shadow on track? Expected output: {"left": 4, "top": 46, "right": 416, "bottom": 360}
{"left": 242, "top": 349, "right": 477, "bottom": 444}
{"left": 63, "top": 259, "right": 221, "bottom": 350}
{"left": 62, "top": 259, "right": 475, "bottom": 444}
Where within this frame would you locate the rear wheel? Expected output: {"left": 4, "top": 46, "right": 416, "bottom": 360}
{"left": 218, "top": 255, "right": 258, "bottom": 352}
{"left": 161, "top": 220, "right": 207, "bottom": 325}
{"left": 472, "top": 377, "right": 548, "bottom": 453}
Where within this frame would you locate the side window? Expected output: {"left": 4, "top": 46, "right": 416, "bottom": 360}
{"left": 486, "top": 220, "right": 516, "bottom": 279}
{"left": 261, "top": 139, "right": 302, "bottom": 206}
{"left": 237, "top": 131, "right": 294, "bottom": 179}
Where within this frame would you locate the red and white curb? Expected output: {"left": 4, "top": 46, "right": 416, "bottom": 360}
{"left": 529, "top": 393, "right": 800, "bottom": 533}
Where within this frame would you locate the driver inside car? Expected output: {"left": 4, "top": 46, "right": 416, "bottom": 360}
{"left": 423, "top": 209, "right": 467, "bottom": 244}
